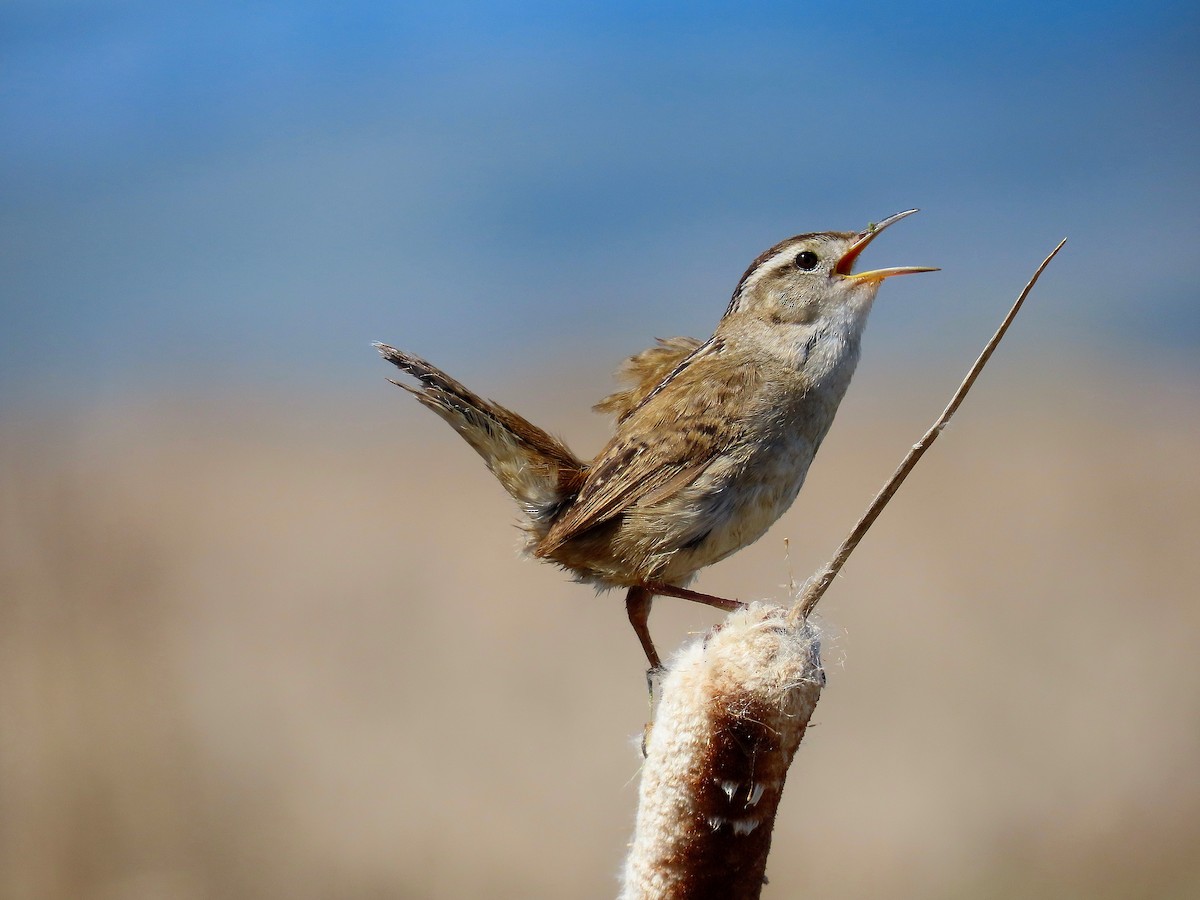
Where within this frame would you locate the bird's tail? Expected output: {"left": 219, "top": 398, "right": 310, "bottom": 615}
{"left": 375, "top": 343, "right": 586, "bottom": 538}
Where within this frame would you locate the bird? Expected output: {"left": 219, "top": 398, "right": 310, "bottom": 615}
{"left": 376, "top": 209, "right": 937, "bottom": 669}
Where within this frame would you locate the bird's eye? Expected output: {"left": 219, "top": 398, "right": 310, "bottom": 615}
{"left": 794, "top": 250, "right": 819, "bottom": 270}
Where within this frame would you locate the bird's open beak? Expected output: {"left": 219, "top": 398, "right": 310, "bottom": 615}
{"left": 835, "top": 208, "right": 939, "bottom": 283}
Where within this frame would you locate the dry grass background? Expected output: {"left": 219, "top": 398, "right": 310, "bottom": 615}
{"left": 2, "top": 357, "right": 1199, "bottom": 899}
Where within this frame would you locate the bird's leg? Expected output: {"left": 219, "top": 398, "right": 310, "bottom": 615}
{"left": 625, "top": 583, "right": 744, "bottom": 687}
{"left": 625, "top": 586, "right": 662, "bottom": 672}
{"left": 643, "top": 581, "right": 746, "bottom": 613}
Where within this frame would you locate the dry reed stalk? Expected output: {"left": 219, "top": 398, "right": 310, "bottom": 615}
{"left": 620, "top": 240, "right": 1066, "bottom": 898}
{"left": 791, "top": 238, "right": 1067, "bottom": 623}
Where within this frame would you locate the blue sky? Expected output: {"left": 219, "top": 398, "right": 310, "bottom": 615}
{"left": 2, "top": 1, "right": 1198, "bottom": 407}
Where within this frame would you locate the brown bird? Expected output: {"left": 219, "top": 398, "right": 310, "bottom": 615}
{"left": 376, "top": 209, "right": 936, "bottom": 669}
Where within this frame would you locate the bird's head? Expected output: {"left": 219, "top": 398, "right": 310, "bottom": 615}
{"left": 723, "top": 209, "right": 938, "bottom": 328}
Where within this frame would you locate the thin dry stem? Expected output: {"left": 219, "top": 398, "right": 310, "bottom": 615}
{"left": 789, "top": 238, "right": 1067, "bottom": 624}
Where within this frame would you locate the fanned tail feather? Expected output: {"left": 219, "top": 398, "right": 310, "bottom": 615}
{"left": 374, "top": 342, "right": 585, "bottom": 536}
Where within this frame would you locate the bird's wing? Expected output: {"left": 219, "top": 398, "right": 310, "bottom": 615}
{"left": 593, "top": 336, "right": 703, "bottom": 423}
{"left": 537, "top": 337, "right": 755, "bottom": 555}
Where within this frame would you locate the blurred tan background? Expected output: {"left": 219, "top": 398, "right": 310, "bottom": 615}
{"left": 4, "top": 4, "right": 1199, "bottom": 897}
{"left": 3, "top": 351, "right": 1198, "bottom": 899}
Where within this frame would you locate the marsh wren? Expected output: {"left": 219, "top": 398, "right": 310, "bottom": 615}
{"left": 377, "top": 209, "right": 936, "bottom": 669}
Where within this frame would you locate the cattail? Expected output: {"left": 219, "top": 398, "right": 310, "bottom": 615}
{"left": 621, "top": 604, "right": 824, "bottom": 900}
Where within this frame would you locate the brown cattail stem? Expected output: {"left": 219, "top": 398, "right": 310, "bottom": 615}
{"left": 621, "top": 604, "right": 824, "bottom": 900}
{"left": 788, "top": 238, "right": 1067, "bottom": 624}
